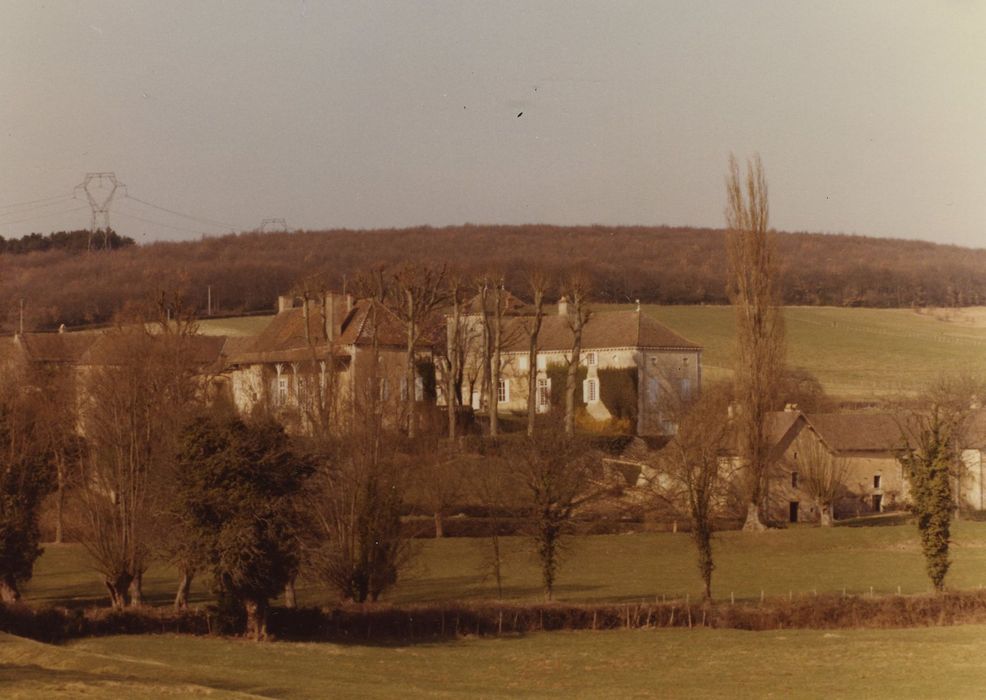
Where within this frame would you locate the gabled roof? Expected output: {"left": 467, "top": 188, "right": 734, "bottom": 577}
{"left": 502, "top": 310, "right": 701, "bottom": 353}
{"left": 79, "top": 333, "right": 227, "bottom": 368}
{"left": 461, "top": 290, "right": 532, "bottom": 316}
{"left": 15, "top": 333, "right": 99, "bottom": 363}
{"left": 802, "top": 413, "right": 908, "bottom": 453}
{"left": 228, "top": 298, "right": 423, "bottom": 365}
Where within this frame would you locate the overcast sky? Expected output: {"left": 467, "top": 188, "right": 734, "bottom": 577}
{"left": 1, "top": 1, "right": 983, "bottom": 247}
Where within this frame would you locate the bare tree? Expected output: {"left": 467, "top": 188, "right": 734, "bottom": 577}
{"left": 792, "top": 433, "right": 850, "bottom": 526}
{"left": 523, "top": 271, "right": 549, "bottom": 436}
{"left": 77, "top": 294, "right": 205, "bottom": 608}
{"left": 651, "top": 384, "right": 733, "bottom": 600}
{"left": 384, "top": 263, "right": 447, "bottom": 439}
{"left": 476, "top": 274, "right": 509, "bottom": 437}
{"left": 725, "top": 154, "right": 785, "bottom": 531}
{"left": 562, "top": 276, "right": 591, "bottom": 436}
{"left": 442, "top": 275, "right": 465, "bottom": 439}
{"left": 512, "top": 421, "right": 610, "bottom": 600}
{"left": 305, "top": 304, "right": 414, "bottom": 603}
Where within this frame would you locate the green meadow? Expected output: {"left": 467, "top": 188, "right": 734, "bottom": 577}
{"left": 198, "top": 305, "right": 986, "bottom": 400}
{"left": 13, "top": 521, "right": 986, "bottom": 698}
{"left": 3, "top": 626, "right": 986, "bottom": 699}
{"left": 23, "top": 520, "right": 986, "bottom": 609}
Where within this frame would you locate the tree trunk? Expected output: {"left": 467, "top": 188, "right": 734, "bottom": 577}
{"left": 174, "top": 569, "right": 193, "bottom": 610}
{"left": 129, "top": 571, "right": 144, "bottom": 607}
{"left": 407, "top": 316, "right": 417, "bottom": 439}
{"left": 105, "top": 573, "right": 133, "bottom": 610}
{"left": 742, "top": 502, "right": 767, "bottom": 532}
{"left": 54, "top": 461, "right": 65, "bottom": 544}
{"left": 243, "top": 597, "right": 269, "bottom": 641}
{"left": 434, "top": 511, "right": 445, "bottom": 538}
{"left": 0, "top": 575, "right": 20, "bottom": 603}
{"left": 284, "top": 577, "right": 297, "bottom": 609}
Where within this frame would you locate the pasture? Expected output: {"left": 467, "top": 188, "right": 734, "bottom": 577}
{"left": 197, "top": 305, "right": 986, "bottom": 400}
{"left": 3, "top": 626, "right": 986, "bottom": 698}
{"left": 23, "top": 520, "right": 986, "bottom": 609}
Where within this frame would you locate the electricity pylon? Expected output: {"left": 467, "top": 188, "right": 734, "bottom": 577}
{"left": 75, "top": 172, "right": 125, "bottom": 250}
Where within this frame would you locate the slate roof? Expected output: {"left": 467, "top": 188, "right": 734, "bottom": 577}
{"left": 502, "top": 310, "right": 701, "bottom": 353}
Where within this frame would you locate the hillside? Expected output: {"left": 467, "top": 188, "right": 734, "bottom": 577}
{"left": 3, "top": 224, "right": 985, "bottom": 332}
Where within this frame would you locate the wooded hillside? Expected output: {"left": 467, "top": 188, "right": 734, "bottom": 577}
{"left": 3, "top": 224, "right": 984, "bottom": 331}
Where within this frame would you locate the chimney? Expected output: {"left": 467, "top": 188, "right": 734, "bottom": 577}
{"left": 558, "top": 295, "right": 569, "bottom": 316}
{"left": 277, "top": 295, "right": 294, "bottom": 313}
{"left": 321, "top": 292, "right": 336, "bottom": 342}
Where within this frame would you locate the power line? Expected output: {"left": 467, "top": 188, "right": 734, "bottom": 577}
{"left": 0, "top": 205, "right": 90, "bottom": 228}
{"left": 113, "top": 209, "right": 214, "bottom": 236}
{"left": 0, "top": 193, "right": 73, "bottom": 210}
{"left": 0, "top": 195, "right": 77, "bottom": 222}
{"left": 124, "top": 193, "right": 240, "bottom": 231}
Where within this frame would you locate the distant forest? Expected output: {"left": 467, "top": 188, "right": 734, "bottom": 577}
{"left": 3, "top": 224, "right": 985, "bottom": 331}
{"left": 0, "top": 228, "right": 135, "bottom": 255}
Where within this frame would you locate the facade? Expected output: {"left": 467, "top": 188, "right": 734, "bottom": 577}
{"left": 453, "top": 298, "right": 703, "bottom": 436}
{"left": 224, "top": 293, "right": 434, "bottom": 432}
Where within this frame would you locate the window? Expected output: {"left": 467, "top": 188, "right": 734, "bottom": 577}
{"left": 584, "top": 351, "right": 597, "bottom": 367}
{"left": 583, "top": 377, "right": 598, "bottom": 403}
{"left": 536, "top": 377, "right": 550, "bottom": 413}
{"left": 791, "top": 472, "right": 799, "bottom": 488}
{"left": 873, "top": 474, "right": 881, "bottom": 489}
{"left": 518, "top": 355, "right": 529, "bottom": 371}
{"left": 497, "top": 378, "right": 510, "bottom": 403}
{"left": 679, "top": 377, "right": 692, "bottom": 400}
{"left": 536, "top": 355, "right": 547, "bottom": 371}
{"left": 277, "top": 377, "right": 288, "bottom": 406}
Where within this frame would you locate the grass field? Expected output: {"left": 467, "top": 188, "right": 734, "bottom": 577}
{"left": 197, "top": 305, "right": 986, "bottom": 399}
{"left": 3, "top": 626, "right": 986, "bottom": 698}
{"left": 23, "top": 521, "right": 986, "bottom": 610}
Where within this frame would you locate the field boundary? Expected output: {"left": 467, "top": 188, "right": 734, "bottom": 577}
{"left": 6, "top": 590, "right": 986, "bottom": 644}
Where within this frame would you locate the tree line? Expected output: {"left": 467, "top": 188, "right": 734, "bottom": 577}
{"left": 4, "top": 223, "right": 986, "bottom": 332}
{"left": 0, "top": 228, "right": 134, "bottom": 256}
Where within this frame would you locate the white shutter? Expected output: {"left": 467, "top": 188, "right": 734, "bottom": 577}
{"left": 503, "top": 379, "right": 510, "bottom": 403}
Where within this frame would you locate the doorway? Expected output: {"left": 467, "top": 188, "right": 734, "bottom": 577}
{"left": 872, "top": 494, "right": 883, "bottom": 513}
{"left": 789, "top": 501, "right": 799, "bottom": 523}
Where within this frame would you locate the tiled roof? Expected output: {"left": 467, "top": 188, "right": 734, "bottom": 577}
{"left": 79, "top": 333, "right": 227, "bottom": 367}
{"left": 502, "top": 310, "right": 701, "bottom": 353}
{"left": 228, "top": 298, "right": 423, "bottom": 365}
{"left": 462, "top": 290, "right": 532, "bottom": 316}
{"left": 803, "top": 413, "right": 908, "bottom": 453}
{"left": 16, "top": 333, "right": 99, "bottom": 363}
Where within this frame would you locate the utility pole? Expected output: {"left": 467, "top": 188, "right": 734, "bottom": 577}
{"left": 75, "top": 172, "right": 124, "bottom": 251}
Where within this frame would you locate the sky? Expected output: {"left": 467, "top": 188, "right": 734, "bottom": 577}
{"left": 1, "top": 1, "right": 983, "bottom": 247}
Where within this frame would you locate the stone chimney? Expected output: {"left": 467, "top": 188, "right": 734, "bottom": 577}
{"left": 277, "top": 295, "right": 294, "bottom": 313}
{"left": 558, "top": 295, "right": 569, "bottom": 316}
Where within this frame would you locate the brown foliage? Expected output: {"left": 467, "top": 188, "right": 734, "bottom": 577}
{"left": 5, "top": 224, "right": 985, "bottom": 331}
